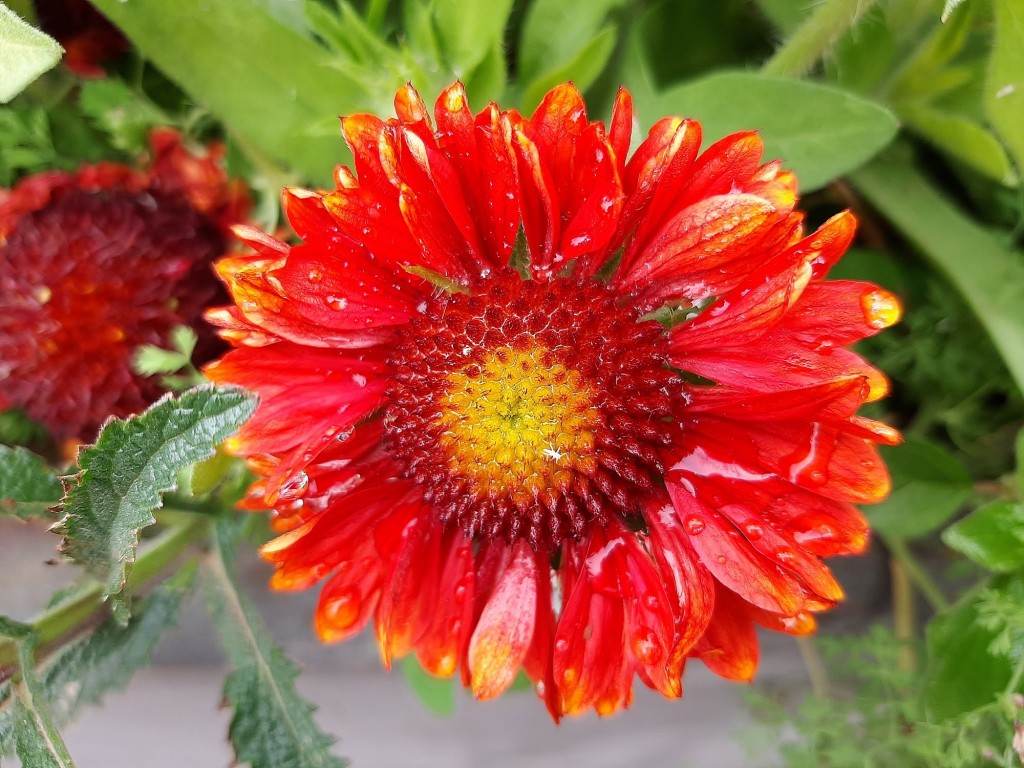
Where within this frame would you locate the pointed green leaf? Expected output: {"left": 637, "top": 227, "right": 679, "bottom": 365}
{"left": 53, "top": 387, "right": 256, "bottom": 622}
{"left": 0, "top": 445, "right": 61, "bottom": 519}
{"left": 986, "top": 0, "right": 1024, "bottom": 174}
{"left": 943, "top": 501, "right": 1024, "bottom": 573}
{"left": 901, "top": 105, "right": 1016, "bottom": 185}
{"left": 205, "top": 519, "right": 346, "bottom": 768}
{"left": 517, "top": 0, "right": 625, "bottom": 110}
{"left": 87, "top": 0, "right": 360, "bottom": 184}
{"left": 631, "top": 71, "right": 898, "bottom": 191}
{"left": 0, "top": 3, "right": 62, "bottom": 104}
{"left": 866, "top": 437, "right": 973, "bottom": 540}
{"left": 431, "top": 0, "right": 512, "bottom": 75}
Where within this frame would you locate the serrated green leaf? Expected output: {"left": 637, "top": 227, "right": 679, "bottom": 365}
{"left": 901, "top": 105, "right": 1016, "bottom": 185}
{"left": 986, "top": 0, "right": 1024, "bottom": 175}
{"left": 0, "top": 445, "right": 61, "bottom": 519}
{"left": 631, "top": 71, "right": 899, "bottom": 191}
{"left": 923, "top": 577, "right": 1020, "bottom": 720}
{"left": 851, "top": 144, "right": 1024, "bottom": 393}
{"left": 943, "top": 500, "right": 1024, "bottom": 572}
{"left": 204, "top": 519, "right": 346, "bottom": 768}
{"left": 400, "top": 657, "right": 455, "bottom": 716}
{"left": 53, "top": 387, "right": 256, "bottom": 622}
{"left": 867, "top": 437, "right": 973, "bottom": 540}
{"left": 87, "top": 0, "right": 359, "bottom": 185}
{"left": 0, "top": 3, "right": 63, "bottom": 104}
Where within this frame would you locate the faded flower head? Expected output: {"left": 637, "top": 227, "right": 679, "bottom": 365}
{"left": 0, "top": 128, "right": 250, "bottom": 441}
{"left": 206, "top": 82, "right": 900, "bottom": 719}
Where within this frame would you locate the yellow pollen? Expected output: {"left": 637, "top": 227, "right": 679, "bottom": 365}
{"left": 436, "top": 345, "right": 600, "bottom": 504}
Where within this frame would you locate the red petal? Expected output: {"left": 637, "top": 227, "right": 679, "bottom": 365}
{"left": 469, "top": 541, "right": 540, "bottom": 699}
{"left": 694, "top": 584, "right": 759, "bottom": 682}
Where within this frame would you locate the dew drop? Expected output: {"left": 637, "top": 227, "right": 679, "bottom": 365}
{"left": 326, "top": 295, "right": 348, "bottom": 311}
{"left": 861, "top": 288, "right": 901, "bottom": 330}
{"left": 351, "top": 373, "right": 367, "bottom": 387}
{"left": 684, "top": 516, "right": 705, "bottom": 535}
{"left": 554, "top": 638, "right": 569, "bottom": 653}
{"left": 775, "top": 548, "right": 796, "bottom": 564}
{"left": 308, "top": 267, "right": 324, "bottom": 283}
{"left": 631, "top": 629, "right": 661, "bottom": 665}
{"left": 644, "top": 594, "right": 660, "bottom": 610}
{"left": 277, "top": 471, "right": 309, "bottom": 502}
{"left": 744, "top": 523, "right": 764, "bottom": 539}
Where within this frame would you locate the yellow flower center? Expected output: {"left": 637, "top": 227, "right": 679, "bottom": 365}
{"left": 436, "top": 345, "right": 600, "bottom": 505}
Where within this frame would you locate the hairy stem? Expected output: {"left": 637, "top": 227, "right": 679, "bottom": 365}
{"left": 0, "top": 514, "right": 209, "bottom": 670}
{"left": 885, "top": 536, "right": 950, "bottom": 613}
{"left": 796, "top": 636, "right": 831, "bottom": 699}
{"left": 890, "top": 555, "right": 917, "bottom": 673}
{"left": 763, "top": 0, "right": 879, "bottom": 78}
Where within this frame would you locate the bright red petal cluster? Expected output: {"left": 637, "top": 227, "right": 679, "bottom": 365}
{"left": 206, "top": 82, "right": 901, "bottom": 719}
{"left": 0, "top": 129, "right": 250, "bottom": 441}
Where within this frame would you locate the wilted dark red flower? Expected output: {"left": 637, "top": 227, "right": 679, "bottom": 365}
{"left": 33, "top": 0, "right": 129, "bottom": 78}
{"left": 206, "top": 82, "right": 901, "bottom": 719}
{"left": 0, "top": 128, "right": 249, "bottom": 441}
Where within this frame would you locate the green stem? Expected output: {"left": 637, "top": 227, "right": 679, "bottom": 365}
{"left": 885, "top": 536, "right": 950, "bottom": 613}
{"left": 890, "top": 554, "right": 917, "bottom": 672}
{"left": 796, "top": 636, "right": 831, "bottom": 699}
{"left": 762, "top": 0, "right": 878, "bottom": 78}
{"left": 1004, "top": 652, "right": 1024, "bottom": 696}
{"left": 0, "top": 514, "right": 210, "bottom": 668}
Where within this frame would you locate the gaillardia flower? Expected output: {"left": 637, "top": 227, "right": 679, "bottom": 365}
{"left": 206, "top": 82, "right": 901, "bottom": 719}
{"left": 0, "top": 129, "right": 249, "bottom": 441}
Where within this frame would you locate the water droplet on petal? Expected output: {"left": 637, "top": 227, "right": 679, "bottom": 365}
{"left": 861, "top": 288, "right": 901, "bottom": 330}
{"left": 326, "top": 294, "right": 348, "bottom": 311}
{"left": 685, "top": 516, "right": 705, "bottom": 535}
{"left": 744, "top": 523, "right": 764, "bottom": 539}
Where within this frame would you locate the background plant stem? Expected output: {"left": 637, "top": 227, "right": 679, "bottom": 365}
{"left": 763, "top": 0, "right": 878, "bottom": 77}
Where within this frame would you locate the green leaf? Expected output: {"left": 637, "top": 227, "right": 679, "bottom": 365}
{"left": 866, "top": 437, "right": 972, "bottom": 540}
{"left": 942, "top": 0, "right": 970, "bottom": 23}
{"left": 943, "top": 500, "right": 1024, "bottom": 573}
{"left": 0, "top": 3, "right": 62, "bottom": 104}
{"left": 517, "top": 0, "right": 625, "bottom": 110}
{"left": 78, "top": 79, "right": 168, "bottom": 154}
{"left": 923, "top": 579, "right": 1019, "bottom": 720}
{"left": 631, "top": 71, "right": 899, "bottom": 191}
{"left": 900, "top": 105, "right": 1017, "bottom": 185}
{"left": 400, "top": 657, "right": 455, "bottom": 716}
{"left": 0, "top": 445, "right": 61, "bottom": 518}
{"left": 204, "top": 519, "right": 346, "bottom": 768}
{"left": 751, "top": 0, "right": 805, "bottom": 33}
{"left": 520, "top": 26, "right": 618, "bottom": 114}
{"left": 0, "top": 623, "right": 77, "bottom": 767}
{"left": 986, "top": 0, "right": 1024, "bottom": 175}
{"left": 53, "top": 387, "right": 256, "bottom": 623}
{"left": 431, "top": 0, "right": 512, "bottom": 75}
{"left": 851, "top": 143, "right": 1024, "bottom": 394}
{"left": 87, "top": 0, "right": 361, "bottom": 184}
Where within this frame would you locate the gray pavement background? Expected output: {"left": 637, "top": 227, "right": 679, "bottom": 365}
{"left": 1, "top": 517, "right": 888, "bottom": 768}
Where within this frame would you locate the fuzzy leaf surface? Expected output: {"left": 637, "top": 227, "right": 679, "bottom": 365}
{"left": 53, "top": 387, "right": 255, "bottom": 621}
{"left": 204, "top": 519, "right": 346, "bottom": 768}
{"left": 0, "top": 3, "right": 62, "bottom": 103}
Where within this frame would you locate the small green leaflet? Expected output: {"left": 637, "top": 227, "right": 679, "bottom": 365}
{"left": 0, "top": 619, "right": 77, "bottom": 768}
{"left": 53, "top": 386, "right": 256, "bottom": 623}
{"left": 0, "top": 2, "right": 62, "bottom": 103}
{"left": 204, "top": 519, "right": 346, "bottom": 768}
{"left": 943, "top": 501, "right": 1024, "bottom": 573}
{"left": 0, "top": 445, "right": 61, "bottom": 519}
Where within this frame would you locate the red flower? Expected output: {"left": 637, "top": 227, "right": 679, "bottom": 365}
{"left": 206, "top": 82, "right": 900, "bottom": 719}
{"left": 0, "top": 128, "right": 250, "bottom": 441}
